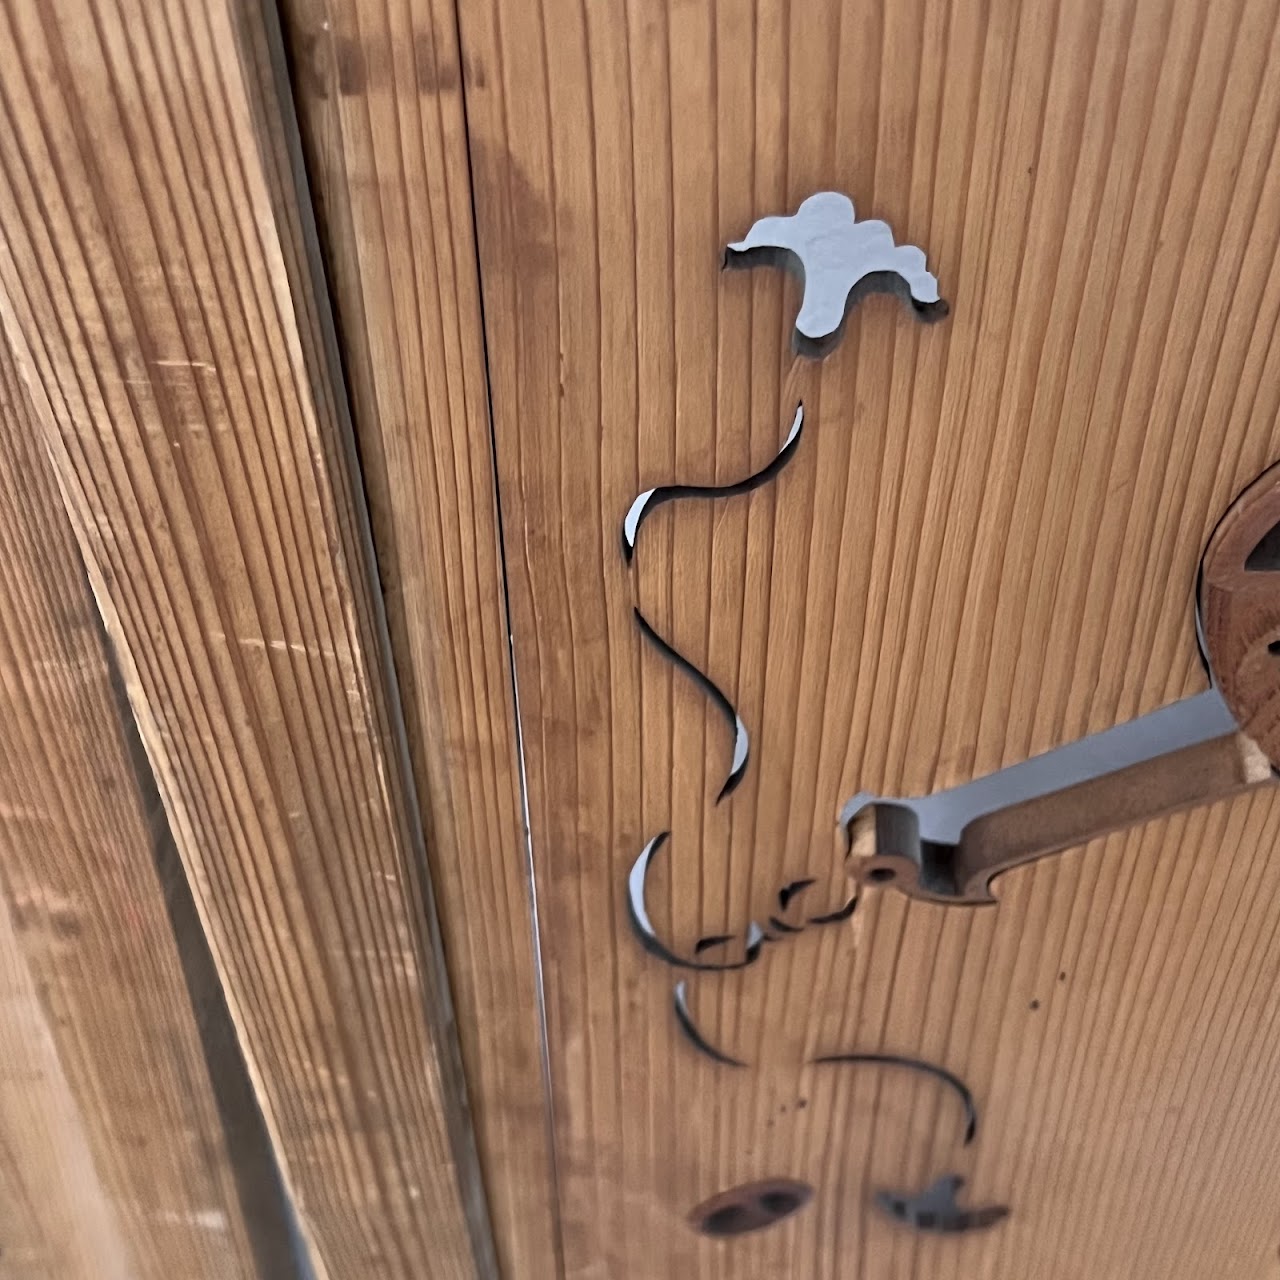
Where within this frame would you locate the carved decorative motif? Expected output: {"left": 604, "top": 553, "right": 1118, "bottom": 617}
{"left": 618, "top": 192, "right": 998, "bottom": 1235}
{"left": 726, "top": 191, "right": 945, "bottom": 350}
{"left": 876, "top": 1175, "right": 1009, "bottom": 1234}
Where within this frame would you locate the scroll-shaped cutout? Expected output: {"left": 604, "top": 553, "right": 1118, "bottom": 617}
{"left": 694, "top": 933, "right": 735, "bottom": 954}
{"left": 726, "top": 193, "right": 946, "bottom": 354}
{"left": 622, "top": 404, "right": 804, "bottom": 562}
{"left": 812, "top": 1052, "right": 977, "bottom": 1145}
{"left": 875, "top": 1175, "right": 1007, "bottom": 1234}
{"left": 806, "top": 896, "right": 858, "bottom": 926}
{"left": 773, "top": 875, "right": 856, "bottom": 929}
{"left": 673, "top": 981, "right": 747, "bottom": 1067}
{"left": 627, "top": 833, "right": 766, "bottom": 972}
{"left": 634, "top": 609, "right": 748, "bottom": 802}
{"left": 777, "top": 878, "right": 815, "bottom": 911}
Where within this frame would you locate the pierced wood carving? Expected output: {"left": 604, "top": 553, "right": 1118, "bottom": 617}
{"left": 688, "top": 1179, "right": 814, "bottom": 1238}
{"left": 876, "top": 1176, "right": 1008, "bottom": 1235}
{"left": 617, "top": 193, "right": 995, "bottom": 1237}
{"left": 725, "top": 191, "right": 946, "bottom": 352}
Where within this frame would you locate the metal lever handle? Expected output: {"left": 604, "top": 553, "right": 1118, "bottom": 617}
{"left": 846, "top": 456, "right": 1280, "bottom": 906}
{"left": 848, "top": 731, "right": 1272, "bottom": 905}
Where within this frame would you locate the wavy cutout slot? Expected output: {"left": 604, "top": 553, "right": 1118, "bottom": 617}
{"left": 633, "top": 609, "right": 748, "bottom": 802}
{"left": 811, "top": 1052, "right": 977, "bottom": 1145}
{"left": 627, "top": 832, "right": 766, "bottom": 972}
{"left": 694, "top": 934, "right": 735, "bottom": 954}
{"left": 622, "top": 403, "right": 804, "bottom": 563}
{"left": 807, "top": 896, "right": 858, "bottom": 926}
{"left": 673, "top": 981, "right": 747, "bottom": 1067}
{"left": 778, "top": 878, "right": 815, "bottom": 911}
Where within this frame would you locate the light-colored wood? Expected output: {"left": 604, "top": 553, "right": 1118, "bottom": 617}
{"left": 0, "top": 327, "right": 279, "bottom": 1279}
{"left": 278, "top": 4, "right": 560, "bottom": 1275}
{"left": 459, "top": 0, "right": 1280, "bottom": 1275}
{"left": 0, "top": 3, "right": 494, "bottom": 1277}
{"left": 0, "top": 882, "right": 133, "bottom": 1280}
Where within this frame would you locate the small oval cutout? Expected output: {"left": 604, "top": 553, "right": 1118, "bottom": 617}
{"left": 689, "top": 1178, "right": 813, "bottom": 1237}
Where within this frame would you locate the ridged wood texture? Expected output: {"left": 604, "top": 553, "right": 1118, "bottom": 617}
{"left": 0, "top": 882, "right": 133, "bottom": 1280}
{"left": 0, "top": 3, "right": 494, "bottom": 1277}
{"left": 279, "top": 2, "right": 560, "bottom": 1274}
{"left": 0, "top": 326, "right": 271, "bottom": 1279}
{"left": 458, "top": 0, "right": 1280, "bottom": 1276}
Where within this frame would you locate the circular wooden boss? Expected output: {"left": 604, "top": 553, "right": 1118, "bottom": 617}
{"left": 1201, "top": 458, "right": 1280, "bottom": 767}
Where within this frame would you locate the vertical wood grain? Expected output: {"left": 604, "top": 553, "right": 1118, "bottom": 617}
{"left": 277, "top": 3, "right": 560, "bottom": 1275}
{"left": 0, "top": 884, "right": 134, "bottom": 1280}
{"left": 0, "top": 327, "right": 285, "bottom": 1279}
{"left": 0, "top": 3, "right": 494, "bottom": 1276}
{"left": 458, "top": 0, "right": 1280, "bottom": 1276}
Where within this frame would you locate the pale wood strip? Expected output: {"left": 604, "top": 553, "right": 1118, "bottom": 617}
{"left": 0, "top": 883, "right": 134, "bottom": 1280}
{"left": 0, "top": 322, "right": 283, "bottom": 1278}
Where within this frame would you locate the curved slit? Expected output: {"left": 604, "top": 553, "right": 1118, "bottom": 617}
{"left": 673, "top": 981, "right": 747, "bottom": 1067}
{"left": 622, "top": 403, "right": 804, "bottom": 563}
{"left": 694, "top": 934, "right": 735, "bottom": 954}
{"left": 778, "top": 878, "right": 815, "bottom": 910}
{"left": 807, "top": 896, "right": 858, "bottom": 926}
{"left": 633, "top": 609, "right": 748, "bottom": 802}
{"left": 627, "top": 833, "right": 766, "bottom": 971}
{"left": 811, "top": 1052, "right": 977, "bottom": 1145}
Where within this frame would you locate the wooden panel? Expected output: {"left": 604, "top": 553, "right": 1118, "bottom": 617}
{"left": 0, "top": 3, "right": 493, "bottom": 1277}
{"left": 0, "top": 328, "right": 282, "bottom": 1278}
{"left": 458, "top": 0, "right": 1280, "bottom": 1275}
{"left": 279, "top": 3, "right": 560, "bottom": 1275}
{"left": 0, "top": 882, "right": 133, "bottom": 1280}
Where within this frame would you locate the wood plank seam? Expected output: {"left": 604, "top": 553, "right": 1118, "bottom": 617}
{"left": 0, "top": 3, "right": 499, "bottom": 1275}
{"left": 277, "top": 0, "right": 565, "bottom": 1273}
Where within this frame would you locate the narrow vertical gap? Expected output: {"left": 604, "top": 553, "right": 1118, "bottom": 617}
{"left": 94, "top": 602, "right": 314, "bottom": 1280}
{"left": 450, "top": 4, "right": 568, "bottom": 1274}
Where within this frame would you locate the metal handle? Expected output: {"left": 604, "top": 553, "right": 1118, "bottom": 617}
{"left": 848, "top": 732, "right": 1271, "bottom": 905}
